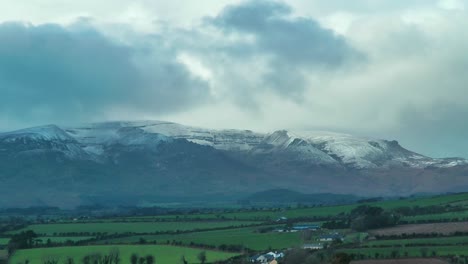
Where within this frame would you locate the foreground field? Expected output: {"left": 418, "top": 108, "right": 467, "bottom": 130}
{"left": 11, "top": 221, "right": 259, "bottom": 235}
{"left": 370, "top": 222, "right": 468, "bottom": 236}
{"left": 350, "top": 259, "right": 449, "bottom": 264}
{"left": 99, "top": 226, "right": 303, "bottom": 251}
{"left": 10, "top": 245, "right": 239, "bottom": 264}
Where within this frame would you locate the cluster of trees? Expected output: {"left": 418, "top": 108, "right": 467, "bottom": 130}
{"left": 322, "top": 206, "right": 400, "bottom": 232}
{"left": 7, "top": 230, "right": 38, "bottom": 255}
{"left": 166, "top": 239, "right": 246, "bottom": 253}
{"left": 394, "top": 205, "right": 463, "bottom": 216}
{"left": 281, "top": 249, "right": 352, "bottom": 264}
{"left": 349, "top": 205, "right": 400, "bottom": 231}
{"left": 0, "top": 218, "right": 29, "bottom": 234}
{"left": 129, "top": 254, "right": 154, "bottom": 264}
{"left": 375, "top": 231, "right": 468, "bottom": 240}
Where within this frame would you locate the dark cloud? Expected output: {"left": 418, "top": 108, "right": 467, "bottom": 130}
{"left": 0, "top": 22, "right": 210, "bottom": 127}
{"left": 205, "top": 0, "right": 362, "bottom": 99}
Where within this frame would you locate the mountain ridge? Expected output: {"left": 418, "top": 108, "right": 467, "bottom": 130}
{"left": 1, "top": 120, "right": 468, "bottom": 208}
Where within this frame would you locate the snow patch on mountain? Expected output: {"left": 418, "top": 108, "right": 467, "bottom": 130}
{"left": 1, "top": 120, "right": 466, "bottom": 169}
{"left": 0, "top": 125, "right": 75, "bottom": 142}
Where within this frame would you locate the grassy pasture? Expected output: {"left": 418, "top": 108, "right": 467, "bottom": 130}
{"left": 10, "top": 245, "right": 238, "bottom": 264}
{"left": 10, "top": 221, "right": 258, "bottom": 235}
{"left": 98, "top": 226, "right": 303, "bottom": 251}
{"left": 38, "top": 236, "right": 94, "bottom": 243}
{"left": 0, "top": 237, "right": 9, "bottom": 245}
{"left": 0, "top": 249, "right": 7, "bottom": 259}
{"left": 55, "top": 193, "right": 468, "bottom": 224}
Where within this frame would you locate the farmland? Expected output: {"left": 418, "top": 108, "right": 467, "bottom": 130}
{"left": 9, "top": 245, "right": 239, "bottom": 264}
{"left": 350, "top": 259, "right": 449, "bottom": 264}
{"left": 363, "top": 236, "right": 468, "bottom": 247}
{"left": 0, "top": 238, "right": 8, "bottom": 246}
{"left": 98, "top": 226, "right": 303, "bottom": 251}
{"left": 10, "top": 221, "right": 260, "bottom": 236}
{"left": 4, "top": 192, "right": 468, "bottom": 263}
{"left": 370, "top": 222, "right": 468, "bottom": 236}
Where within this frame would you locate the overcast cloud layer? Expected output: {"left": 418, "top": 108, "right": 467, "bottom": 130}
{"left": 0, "top": 0, "right": 467, "bottom": 158}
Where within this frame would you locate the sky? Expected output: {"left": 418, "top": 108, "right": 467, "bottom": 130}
{"left": 0, "top": 0, "right": 467, "bottom": 158}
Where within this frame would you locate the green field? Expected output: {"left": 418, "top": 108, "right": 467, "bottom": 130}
{"left": 5, "top": 192, "right": 468, "bottom": 264}
{"left": 38, "top": 236, "right": 94, "bottom": 243}
{"left": 61, "top": 193, "right": 468, "bottom": 224}
{"left": 11, "top": 221, "right": 259, "bottom": 235}
{"left": 0, "top": 237, "right": 9, "bottom": 245}
{"left": 99, "top": 226, "right": 303, "bottom": 251}
{"left": 10, "top": 245, "right": 239, "bottom": 264}
{"left": 0, "top": 236, "right": 94, "bottom": 247}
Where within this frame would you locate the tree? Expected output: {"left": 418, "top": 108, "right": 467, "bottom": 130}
{"left": 138, "top": 257, "right": 145, "bottom": 264}
{"left": 331, "top": 253, "right": 352, "bottom": 264}
{"left": 390, "top": 250, "right": 399, "bottom": 258}
{"left": 420, "top": 248, "right": 429, "bottom": 257}
{"left": 42, "top": 257, "right": 59, "bottom": 264}
{"left": 197, "top": 252, "right": 207, "bottom": 264}
{"left": 282, "top": 249, "right": 310, "bottom": 264}
{"left": 130, "top": 254, "right": 138, "bottom": 264}
{"left": 349, "top": 206, "right": 399, "bottom": 231}
{"left": 109, "top": 248, "right": 120, "bottom": 264}
{"left": 64, "top": 257, "right": 74, "bottom": 264}
{"left": 180, "top": 256, "right": 188, "bottom": 264}
{"left": 7, "top": 230, "right": 38, "bottom": 255}
{"left": 145, "top": 255, "right": 154, "bottom": 264}
{"left": 82, "top": 255, "right": 91, "bottom": 264}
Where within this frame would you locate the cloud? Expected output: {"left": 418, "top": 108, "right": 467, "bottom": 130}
{"left": 204, "top": 0, "right": 362, "bottom": 99}
{"left": 1, "top": 0, "right": 468, "bottom": 159}
{"left": 0, "top": 22, "right": 210, "bottom": 128}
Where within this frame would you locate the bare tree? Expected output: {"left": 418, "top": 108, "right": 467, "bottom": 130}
{"left": 197, "top": 252, "right": 207, "bottom": 264}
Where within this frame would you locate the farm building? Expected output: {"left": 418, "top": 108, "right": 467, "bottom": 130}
{"left": 319, "top": 233, "right": 344, "bottom": 242}
{"left": 250, "top": 251, "right": 284, "bottom": 263}
{"left": 303, "top": 243, "right": 324, "bottom": 250}
{"left": 292, "top": 224, "right": 320, "bottom": 231}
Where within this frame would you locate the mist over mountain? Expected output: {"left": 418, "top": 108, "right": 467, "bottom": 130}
{"left": 1, "top": 120, "right": 468, "bottom": 208}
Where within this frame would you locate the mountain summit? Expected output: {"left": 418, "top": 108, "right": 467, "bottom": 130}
{"left": 1, "top": 120, "right": 468, "bottom": 207}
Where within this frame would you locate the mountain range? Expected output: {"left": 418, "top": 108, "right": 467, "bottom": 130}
{"left": 1, "top": 120, "right": 468, "bottom": 208}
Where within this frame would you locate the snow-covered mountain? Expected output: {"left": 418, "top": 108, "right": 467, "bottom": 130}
{"left": 16, "top": 120, "right": 459, "bottom": 169}
{"left": 1, "top": 120, "right": 468, "bottom": 207}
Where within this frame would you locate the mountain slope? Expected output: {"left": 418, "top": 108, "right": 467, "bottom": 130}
{"left": 0, "top": 120, "right": 467, "bottom": 207}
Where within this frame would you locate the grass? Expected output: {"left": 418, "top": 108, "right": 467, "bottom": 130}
{"left": 0, "top": 249, "right": 7, "bottom": 260}
{"left": 10, "top": 221, "right": 259, "bottom": 235}
{"left": 0, "top": 237, "right": 9, "bottom": 245}
{"left": 37, "top": 236, "right": 94, "bottom": 243}
{"left": 10, "top": 245, "right": 239, "bottom": 264}
{"left": 98, "top": 226, "right": 303, "bottom": 251}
